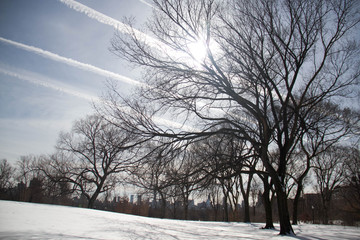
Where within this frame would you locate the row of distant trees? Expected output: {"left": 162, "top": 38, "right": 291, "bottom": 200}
{"left": 0, "top": 113, "right": 359, "bottom": 224}
{"left": 1, "top": 0, "right": 360, "bottom": 235}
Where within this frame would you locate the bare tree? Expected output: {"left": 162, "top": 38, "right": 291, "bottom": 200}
{"left": 128, "top": 141, "right": 185, "bottom": 218}
{"left": 203, "top": 180, "right": 223, "bottom": 221}
{"left": 290, "top": 101, "right": 356, "bottom": 224}
{"left": 31, "top": 154, "right": 76, "bottom": 205}
{"left": 218, "top": 174, "right": 239, "bottom": 222}
{"left": 15, "top": 155, "right": 54, "bottom": 202}
{"left": 191, "top": 133, "right": 256, "bottom": 222}
{"left": 56, "top": 114, "right": 136, "bottom": 208}
{"left": 16, "top": 155, "right": 36, "bottom": 187}
{"left": 250, "top": 178, "right": 261, "bottom": 220}
{"left": 104, "top": 0, "right": 359, "bottom": 234}
{"left": 169, "top": 151, "right": 202, "bottom": 220}
{"left": 0, "top": 159, "right": 15, "bottom": 190}
{"left": 313, "top": 145, "right": 348, "bottom": 224}
{"left": 342, "top": 147, "right": 360, "bottom": 213}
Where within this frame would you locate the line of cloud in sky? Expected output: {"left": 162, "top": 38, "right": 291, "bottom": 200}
{"left": 0, "top": 66, "right": 198, "bottom": 132}
{"left": 0, "top": 67, "right": 99, "bottom": 102}
{"left": 0, "top": 37, "right": 141, "bottom": 86}
{"left": 137, "top": 0, "right": 155, "bottom": 8}
{"left": 58, "top": 0, "right": 159, "bottom": 46}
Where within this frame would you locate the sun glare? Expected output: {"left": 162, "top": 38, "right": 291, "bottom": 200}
{"left": 170, "top": 36, "right": 221, "bottom": 67}
{"left": 188, "top": 39, "right": 208, "bottom": 62}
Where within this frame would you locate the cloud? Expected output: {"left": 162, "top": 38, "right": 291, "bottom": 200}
{"left": 0, "top": 67, "right": 99, "bottom": 102}
{"left": 0, "top": 37, "right": 142, "bottom": 86}
{"left": 59, "top": 0, "right": 159, "bottom": 45}
{"left": 153, "top": 116, "right": 199, "bottom": 132}
{"left": 137, "top": 0, "right": 155, "bottom": 8}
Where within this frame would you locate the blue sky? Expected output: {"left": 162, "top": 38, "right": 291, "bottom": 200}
{"left": 0, "top": 0, "right": 153, "bottom": 163}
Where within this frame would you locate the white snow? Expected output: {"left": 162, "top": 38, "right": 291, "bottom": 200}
{"left": 0, "top": 200, "right": 359, "bottom": 239}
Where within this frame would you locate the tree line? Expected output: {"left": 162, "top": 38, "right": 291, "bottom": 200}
{"left": 1, "top": 0, "right": 360, "bottom": 235}
{"left": 0, "top": 115, "right": 359, "bottom": 225}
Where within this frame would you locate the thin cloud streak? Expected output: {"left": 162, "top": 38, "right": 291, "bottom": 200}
{"left": 137, "top": 0, "right": 155, "bottom": 8}
{"left": 0, "top": 37, "right": 142, "bottom": 86}
{"left": 153, "top": 116, "right": 199, "bottom": 132}
{"left": 0, "top": 67, "right": 198, "bottom": 132}
{"left": 59, "top": 0, "right": 159, "bottom": 46}
{"left": 0, "top": 67, "right": 99, "bottom": 102}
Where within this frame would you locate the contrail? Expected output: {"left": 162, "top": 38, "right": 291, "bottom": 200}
{"left": 0, "top": 67, "right": 198, "bottom": 132}
{"left": 137, "top": 0, "right": 155, "bottom": 8}
{"left": 58, "top": 0, "right": 160, "bottom": 46}
{"left": 0, "top": 67, "right": 99, "bottom": 102}
{"left": 0, "top": 37, "right": 142, "bottom": 86}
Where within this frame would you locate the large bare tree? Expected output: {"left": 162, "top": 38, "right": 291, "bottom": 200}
{"left": 56, "top": 114, "right": 136, "bottom": 208}
{"left": 103, "top": 0, "right": 359, "bottom": 234}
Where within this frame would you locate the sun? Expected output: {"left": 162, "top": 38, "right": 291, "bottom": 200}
{"left": 170, "top": 35, "right": 220, "bottom": 67}
{"left": 187, "top": 39, "right": 208, "bottom": 62}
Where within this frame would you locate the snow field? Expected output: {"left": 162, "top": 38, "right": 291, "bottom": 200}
{"left": 0, "top": 200, "right": 359, "bottom": 239}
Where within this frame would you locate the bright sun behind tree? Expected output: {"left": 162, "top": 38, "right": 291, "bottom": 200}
{"left": 188, "top": 38, "right": 208, "bottom": 62}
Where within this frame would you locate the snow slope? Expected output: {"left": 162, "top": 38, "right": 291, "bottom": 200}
{"left": 0, "top": 200, "right": 359, "bottom": 239}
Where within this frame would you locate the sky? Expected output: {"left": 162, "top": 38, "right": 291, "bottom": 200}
{"left": 0, "top": 0, "right": 153, "bottom": 163}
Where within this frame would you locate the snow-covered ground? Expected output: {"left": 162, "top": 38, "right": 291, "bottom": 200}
{"left": 0, "top": 200, "right": 359, "bottom": 240}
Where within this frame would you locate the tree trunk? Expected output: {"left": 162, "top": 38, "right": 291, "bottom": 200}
{"left": 172, "top": 201, "right": 177, "bottom": 219}
{"left": 293, "top": 153, "right": 311, "bottom": 225}
{"left": 323, "top": 206, "right": 329, "bottom": 224}
{"left": 262, "top": 149, "right": 294, "bottom": 235}
{"left": 223, "top": 195, "right": 229, "bottom": 222}
{"left": 292, "top": 184, "right": 302, "bottom": 225}
{"left": 88, "top": 192, "right": 99, "bottom": 208}
{"left": 239, "top": 173, "right": 253, "bottom": 223}
{"left": 182, "top": 189, "right": 189, "bottom": 220}
{"left": 243, "top": 194, "right": 250, "bottom": 223}
{"left": 322, "top": 199, "right": 330, "bottom": 224}
{"left": 87, "top": 179, "right": 106, "bottom": 208}
{"left": 258, "top": 146, "right": 276, "bottom": 229}
{"left": 276, "top": 187, "right": 294, "bottom": 235}
{"left": 321, "top": 191, "right": 332, "bottom": 224}
{"left": 159, "top": 192, "right": 167, "bottom": 218}
{"left": 261, "top": 177, "right": 274, "bottom": 229}
{"left": 184, "top": 201, "right": 189, "bottom": 220}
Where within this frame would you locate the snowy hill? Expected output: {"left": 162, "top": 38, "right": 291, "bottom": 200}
{"left": 0, "top": 200, "right": 359, "bottom": 239}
